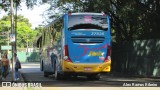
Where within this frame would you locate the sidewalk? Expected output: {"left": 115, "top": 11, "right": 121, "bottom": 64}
{"left": 101, "top": 73, "right": 160, "bottom": 82}
{"left": 2, "top": 70, "right": 24, "bottom": 82}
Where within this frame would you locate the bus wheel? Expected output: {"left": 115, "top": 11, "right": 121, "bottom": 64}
{"left": 72, "top": 75, "right": 77, "bottom": 78}
{"left": 87, "top": 74, "right": 100, "bottom": 80}
{"left": 40, "top": 61, "right": 43, "bottom": 71}
{"left": 44, "top": 71, "right": 49, "bottom": 77}
{"left": 54, "top": 64, "right": 61, "bottom": 80}
{"left": 62, "top": 74, "right": 71, "bottom": 80}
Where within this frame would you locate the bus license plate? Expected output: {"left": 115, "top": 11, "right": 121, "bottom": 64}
{"left": 84, "top": 67, "right": 92, "bottom": 71}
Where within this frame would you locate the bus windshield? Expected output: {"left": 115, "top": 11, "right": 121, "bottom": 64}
{"left": 68, "top": 15, "right": 108, "bottom": 31}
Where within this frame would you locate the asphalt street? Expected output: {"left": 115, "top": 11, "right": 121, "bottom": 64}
{"left": 20, "top": 63, "right": 160, "bottom": 87}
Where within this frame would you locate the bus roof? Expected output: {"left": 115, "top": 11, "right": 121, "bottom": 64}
{"left": 70, "top": 12, "right": 105, "bottom": 16}
{"left": 44, "top": 12, "right": 106, "bottom": 28}
{"left": 44, "top": 16, "right": 62, "bottom": 28}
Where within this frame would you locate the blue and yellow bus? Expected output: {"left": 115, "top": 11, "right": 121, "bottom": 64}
{"left": 37, "top": 12, "right": 111, "bottom": 80}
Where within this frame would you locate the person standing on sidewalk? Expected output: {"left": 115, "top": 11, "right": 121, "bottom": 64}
{"left": 1, "top": 53, "right": 9, "bottom": 79}
{"left": 14, "top": 53, "right": 21, "bottom": 81}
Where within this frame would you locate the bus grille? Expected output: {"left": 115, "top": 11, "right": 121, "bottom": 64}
{"left": 71, "top": 37, "right": 105, "bottom": 43}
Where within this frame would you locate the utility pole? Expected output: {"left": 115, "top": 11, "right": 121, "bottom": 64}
{"left": 26, "top": 34, "right": 29, "bottom": 62}
{"left": 10, "top": 0, "right": 15, "bottom": 82}
{"left": 15, "top": 0, "right": 18, "bottom": 52}
{"left": 7, "top": 27, "right": 10, "bottom": 54}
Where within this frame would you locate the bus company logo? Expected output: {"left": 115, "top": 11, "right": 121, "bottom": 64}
{"left": 84, "top": 16, "right": 92, "bottom": 22}
{"left": 2, "top": 82, "right": 11, "bottom": 87}
{"left": 73, "top": 44, "right": 108, "bottom": 59}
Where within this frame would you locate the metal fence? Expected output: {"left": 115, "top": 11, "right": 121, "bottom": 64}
{"left": 8, "top": 51, "right": 40, "bottom": 63}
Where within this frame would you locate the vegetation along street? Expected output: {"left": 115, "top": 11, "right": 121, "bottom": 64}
{"left": 0, "top": 0, "right": 160, "bottom": 89}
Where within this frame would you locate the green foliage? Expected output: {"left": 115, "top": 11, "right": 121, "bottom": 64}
{"left": 3, "top": 0, "right": 158, "bottom": 45}
{"left": 0, "top": 20, "right": 10, "bottom": 47}
{"left": 51, "top": 0, "right": 160, "bottom": 43}
{"left": 0, "top": 15, "right": 37, "bottom": 48}
{"left": 0, "top": 0, "right": 42, "bottom": 11}
{"left": 34, "top": 26, "right": 43, "bottom": 35}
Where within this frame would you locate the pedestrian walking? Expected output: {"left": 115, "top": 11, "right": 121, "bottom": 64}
{"left": 14, "top": 53, "right": 21, "bottom": 81}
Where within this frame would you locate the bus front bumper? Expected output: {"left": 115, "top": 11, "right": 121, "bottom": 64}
{"left": 62, "top": 60, "right": 111, "bottom": 73}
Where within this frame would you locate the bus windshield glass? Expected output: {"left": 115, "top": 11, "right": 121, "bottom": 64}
{"left": 68, "top": 15, "right": 108, "bottom": 31}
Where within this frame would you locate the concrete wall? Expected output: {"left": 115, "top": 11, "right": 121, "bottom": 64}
{"left": 112, "top": 39, "right": 160, "bottom": 77}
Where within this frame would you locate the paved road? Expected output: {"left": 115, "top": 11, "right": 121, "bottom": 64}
{"left": 20, "top": 63, "right": 160, "bottom": 87}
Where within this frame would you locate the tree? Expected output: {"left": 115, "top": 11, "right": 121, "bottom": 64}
{"left": 0, "top": 15, "right": 37, "bottom": 48}
{"left": 0, "top": 20, "right": 10, "bottom": 48}
{"left": 0, "top": 0, "right": 41, "bottom": 11}
{"left": 2, "top": 0, "right": 159, "bottom": 43}
{"left": 48, "top": 0, "right": 160, "bottom": 42}
{"left": 34, "top": 25, "right": 43, "bottom": 35}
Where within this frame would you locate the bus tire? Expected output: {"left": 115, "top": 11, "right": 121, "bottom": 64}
{"left": 87, "top": 74, "right": 100, "bottom": 80}
{"left": 44, "top": 71, "right": 49, "bottom": 77}
{"left": 40, "top": 61, "right": 43, "bottom": 71}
